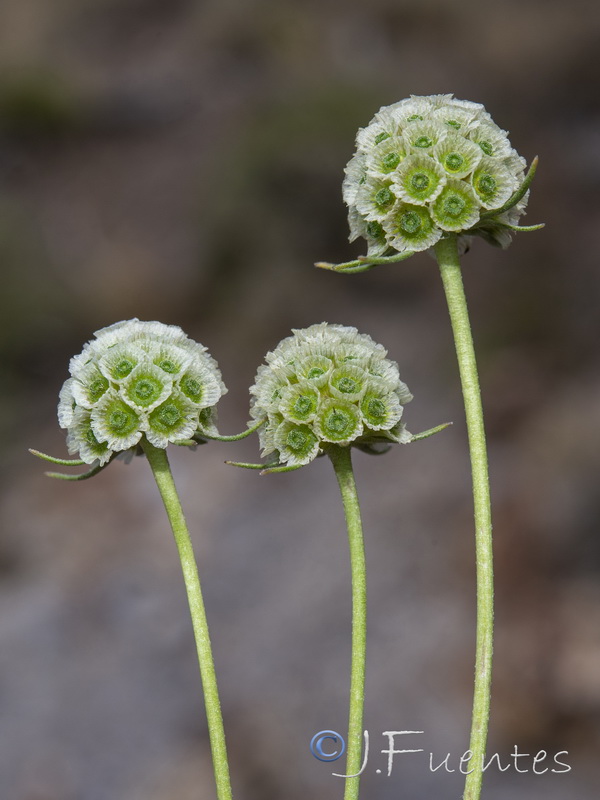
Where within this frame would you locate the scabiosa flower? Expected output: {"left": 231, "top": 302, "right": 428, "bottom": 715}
{"left": 58, "top": 319, "right": 227, "bottom": 465}
{"left": 249, "top": 323, "right": 413, "bottom": 467}
{"left": 342, "top": 94, "right": 538, "bottom": 255}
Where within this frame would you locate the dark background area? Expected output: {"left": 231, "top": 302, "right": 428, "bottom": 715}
{"left": 1, "top": 1, "right": 599, "bottom": 798}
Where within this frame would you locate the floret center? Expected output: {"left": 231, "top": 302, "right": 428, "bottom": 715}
{"left": 90, "top": 377, "right": 108, "bottom": 401}
{"left": 182, "top": 377, "right": 202, "bottom": 401}
{"left": 445, "top": 153, "right": 464, "bottom": 171}
{"left": 157, "top": 404, "right": 181, "bottom": 427}
{"left": 110, "top": 410, "right": 131, "bottom": 432}
{"left": 374, "top": 187, "right": 394, "bottom": 208}
{"left": 411, "top": 172, "right": 430, "bottom": 191}
{"left": 307, "top": 367, "right": 324, "bottom": 380}
{"left": 294, "top": 396, "right": 313, "bottom": 415}
{"left": 367, "top": 398, "right": 386, "bottom": 418}
{"left": 382, "top": 152, "right": 401, "bottom": 171}
{"left": 328, "top": 411, "right": 350, "bottom": 434}
{"left": 443, "top": 195, "right": 466, "bottom": 218}
{"left": 86, "top": 428, "right": 100, "bottom": 445}
{"left": 337, "top": 377, "right": 359, "bottom": 394}
{"left": 158, "top": 359, "right": 178, "bottom": 374}
{"left": 366, "top": 221, "right": 383, "bottom": 239}
{"left": 400, "top": 211, "right": 422, "bottom": 234}
{"left": 287, "top": 429, "right": 308, "bottom": 451}
{"left": 478, "top": 175, "right": 497, "bottom": 196}
{"left": 115, "top": 359, "right": 134, "bottom": 378}
{"left": 414, "top": 135, "right": 433, "bottom": 149}
{"left": 133, "top": 379, "right": 159, "bottom": 402}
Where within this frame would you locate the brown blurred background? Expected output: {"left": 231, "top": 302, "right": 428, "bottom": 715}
{"left": 1, "top": 0, "right": 599, "bottom": 798}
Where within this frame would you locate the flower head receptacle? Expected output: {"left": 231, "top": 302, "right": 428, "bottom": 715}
{"left": 249, "top": 323, "right": 413, "bottom": 468}
{"left": 58, "top": 319, "right": 227, "bottom": 466}
{"left": 341, "top": 94, "right": 540, "bottom": 261}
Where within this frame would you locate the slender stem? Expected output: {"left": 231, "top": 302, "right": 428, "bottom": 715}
{"left": 328, "top": 446, "right": 367, "bottom": 800}
{"left": 433, "top": 235, "right": 494, "bottom": 800}
{"left": 141, "top": 438, "right": 233, "bottom": 800}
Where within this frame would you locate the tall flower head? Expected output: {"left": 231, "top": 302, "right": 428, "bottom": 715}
{"left": 343, "top": 94, "right": 533, "bottom": 254}
{"left": 249, "top": 323, "right": 413, "bottom": 467}
{"left": 59, "top": 319, "right": 227, "bottom": 465}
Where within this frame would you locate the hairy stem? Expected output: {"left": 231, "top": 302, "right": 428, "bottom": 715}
{"left": 141, "top": 438, "right": 233, "bottom": 800}
{"left": 329, "top": 445, "right": 367, "bottom": 800}
{"left": 434, "top": 235, "right": 494, "bottom": 800}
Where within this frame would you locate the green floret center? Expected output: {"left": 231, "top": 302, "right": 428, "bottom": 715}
{"left": 181, "top": 375, "right": 203, "bottom": 402}
{"left": 374, "top": 132, "right": 390, "bottom": 144}
{"left": 293, "top": 396, "right": 314, "bottom": 417}
{"left": 85, "top": 427, "right": 103, "bottom": 447}
{"left": 199, "top": 407, "right": 213, "bottom": 427}
{"left": 307, "top": 367, "right": 325, "bottom": 380}
{"left": 114, "top": 359, "right": 135, "bottom": 378}
{"left": 411, "top": 172, "right": 430, "bottom": 191}
{"left": 366, "top": 220, "right": 384, "bottom": 239}
{"left": 374, "top": 187, "right": 394, "bottom": 209}
{"left": 367, "top": 398, "right": 386, "bottom": 420}
{"left": 327, "top": 411, "right": 350, "bottom": 434}
{"left": 156, "top": 404, "right": 181, "bottom": 427}
{"left": 321, "top": 406, "right": 359, "bottom": 441}
{"left": 446, "top": 120, "right": 461, "bottom": 130}
{"left": 286, "top": 427, "right": 313, "bottom": 452}
{"left": 130, "top": 376, "right": 164, "bottom": 406}
{"left": 382, "top": 152, "right": 401, "bottom": 171}
{"left": 414, "top": 135, "right": 433, "bottom": 149}
{"left": 479, "top": 141, "right": 493, "bottom": 156}
{"left": 445, "top": 153, "right": 464, "bottom": 172}
{"left": 407, "top": 114, "right": 423, "bottom": 122}
{"left": 337, "top": 377, "right": 359, "bottom": 394}
{"left": 443, "top": 195, "right": 466, "bottom": 218}
{"left": 158, "top": 358, "right": 178, "bottom": 374}
{"left": 149, "top": 401, "right": 186, "bottom": 433}
{"left": 104, "top": 401, "right": 139, "bottom": 436}
{"left": 477, "top": 174, "right": 497, "bottom": 197}
{"left": 89, "top": 376, "right": 109, "bottom": 402}
{"left": 401, "top": 211, "right": 422, "bottom": 234}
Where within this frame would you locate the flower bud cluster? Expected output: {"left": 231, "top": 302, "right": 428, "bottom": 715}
{"left": 343, "top": 94, "right": 528, "bottom": 254}
{"left": 250, "top": 323, "right": 412, "bottom": 466}
{"left": 58, "top": 320, "right": 227, "bottom": 464}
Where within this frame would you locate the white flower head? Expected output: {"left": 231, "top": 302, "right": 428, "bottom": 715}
{"left": 58, "top": 319, "right": 227, "bottom": 464}
{"left": 342, "top": 94, "right": 532, "bottom": 254}
{"left": 250, "top": 323, "right": 412, "bottom": 467}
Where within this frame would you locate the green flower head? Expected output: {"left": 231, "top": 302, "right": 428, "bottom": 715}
{"left": 249, "top": 323, "right": 413, "bottom": 467}
{"left": 58, "top": 319, "right": 227, "bottom": 464}
{"left": 342, "top": 94, "right": 533, "bottom": 254}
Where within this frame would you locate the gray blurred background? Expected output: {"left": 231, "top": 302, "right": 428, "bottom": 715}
{"left": 1, "top": 0, "right": 599, "bottom": 798}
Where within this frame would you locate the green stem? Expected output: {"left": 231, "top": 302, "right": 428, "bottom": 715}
{"left": 141, "top": 438, "right": 233, "bottom": 800}
{"left": 433, "top": 235, "right": 494, "bottom": 800}
{"left": 328, "top": 445, "right": 366, "bottom": 800}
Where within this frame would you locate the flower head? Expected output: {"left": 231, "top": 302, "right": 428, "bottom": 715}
{"left": 250, "top": 323, "right": 412, "bottom": 467}
{"left": 58, "top": 319, "right": 227, "bottom": 464}
{"left": 343, "top": 94, "right": 532, "bottom": 253}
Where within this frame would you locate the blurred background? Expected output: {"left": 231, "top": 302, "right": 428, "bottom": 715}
{"left": 1, "top": 0, "right": 599, "bottom": 798}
